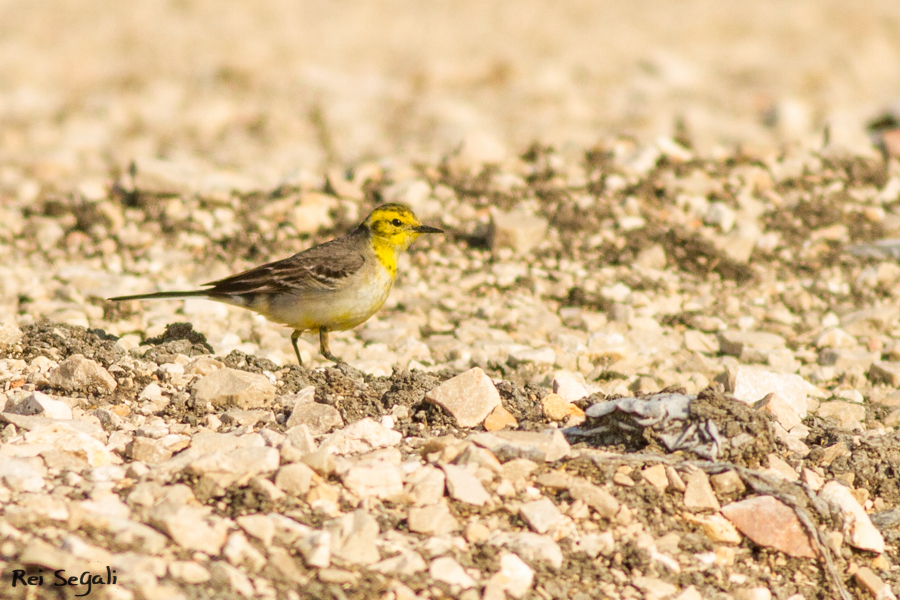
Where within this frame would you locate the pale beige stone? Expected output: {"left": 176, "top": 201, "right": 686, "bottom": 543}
{"left": 683, "top": 470, "right": 720, "bottom": 511}
{"left": 641, "top": 464, "right": 669, "bottom": 492}
{"left": 425, "top": 367, "right": 502, "bottom": 427}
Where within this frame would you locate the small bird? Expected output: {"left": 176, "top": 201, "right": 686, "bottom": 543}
{"left": 110, "top": 203, "right": 442, "bottom": 365}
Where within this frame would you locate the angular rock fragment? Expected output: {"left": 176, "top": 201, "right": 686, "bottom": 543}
{"left": 489, "top": 207, "right": 548, "bottom": 255}
{"left": 568, "top": 479, "right": 619, "bottom": 519}
{"left": 709, "top": 470, "right": 745, "bottom": 496}
{"left": 683, "top": 470, "right": 720, "bottom": 511}
{"left": 286, "top": 399, "right": 343, "bottom": 434}
{"left": 236, "top": 514, "right": 276, "bottom": 548}
{"left": 484, "top": 552, "right": 534, "bottom": 599}
{"left": 572, "top": 532, "right": 615, "bottom": 558}
{"left": 869, "top": 361, "right": 900, "bottom": 387}
{"left": 721, "top": 495, "right": 815, "bottom": 558}
{"left": 633, "top": 576, "right": 678, "bottom": 599}
{"left": 342, "top": 460, "right": 403, "bottom": 499}
{"left": 0, "top": 322, "right": 23, "bottom": 349}
{"left": 48, "top": 354, "right": 117, "bottom": 394}
{"left": 819, "top": 481, "right": 884, "bottom": 553}
{"left": 17, "top": 422, "right": 112, "bottom": 468}
{"left": 853, "top": 567, "right": 897, "bottom": 600}
{"left": 483, "top": 405, "right": 518, "bottom": 431}
{"left": 841, "top": 306, "right": 898, "bottom": 337}
{"left": 753, "top": 392, "right": 803, "bottom": 430}
{"left": 371, "top": 549, "right": 428, "bottom": 576}
{"left": 326, "top": 509, "right": 380, "bottom": 565}
{"left": 169, "top": 561, "right": 211, "bottom": 584}
{"left": 0, "top": 457, "right": 46, "bottom": 492}
{"left": 442, "top": 464, "right": 491, "bottom": 506}
{"left": 149, "top": 505, "right": 230, "bottom": 555}
{"left": 469, "top": 429, "right": 570, "bottom": 462}
{"left": 762, "top": 453, "right": 799, "bottom": 482}
{"left": 552, "top": 370, "right": 589, "bottom": 401}
{"left": 275, "top": 462, "right": 315, "bottom": 496}
{"left": 684, "top": 513, "right": 742, "bottom": 544}
{"left": 192, "top": 367, "right": 276, "bottom": 409}
{"left": 408, "top": 502, "right": 459, "bottom": 535}
{"left": 819, "top": 348, "right": 880, "bottom": 373}
{"left": 318, "top": 418, "right": 401, "bottom": 455}
{"left": 222, "top": 531, "right": 267, "bottom": 573}
{"left": 425, "top": 367, "right": 501, "bottom": 427}
{"left": 815, "top": 401, "right": 865, "bottom": 430}
{"left": 718, "top": 330, "right": 786, "bottom": 362}
{"left": 405, "top": 464, "right": 446, "bottom": 507}
{"left": 641, "top": 464, "right": 670, "bottom": 492}
{"left": 11, "top": 391, "right": 73, "bottom": 419}
{"left": 727, "top": 365, "right": 810, "bottom": 407}
{"left": 489, "top": 531, "right": 563, "bottom": 570}
{"left": 429, "top": 556, "right": 476, "bottom": 589}
{"left": 541, "top": 393, "right": 585, "bottom": 421}
{"left": 519, "top": 497, "right": 563, "bottom": 534}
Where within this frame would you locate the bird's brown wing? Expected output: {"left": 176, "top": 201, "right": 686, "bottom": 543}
{"left": 203, "top": 237, "right": 366, "bottom": 297}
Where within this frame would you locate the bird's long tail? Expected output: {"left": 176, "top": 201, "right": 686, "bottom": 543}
{"left": 109, "top": 290, "right": 206, "bottom": 302}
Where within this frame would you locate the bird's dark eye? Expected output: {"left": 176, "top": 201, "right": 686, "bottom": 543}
{"left": 391, "top": 219, "right": 403, "bottom": 227}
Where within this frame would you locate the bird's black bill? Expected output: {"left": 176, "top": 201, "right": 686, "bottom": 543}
{"left": 414, "top": 225, "right": 443, "bottom": 234}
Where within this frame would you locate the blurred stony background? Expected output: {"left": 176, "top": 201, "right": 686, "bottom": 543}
{"left": 1, "top": 0, "right": 899, "bottom": 195}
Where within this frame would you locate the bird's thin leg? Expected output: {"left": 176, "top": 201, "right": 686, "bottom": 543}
{"left": 291, "top": 330, "right": 303, "bottom": 366}
{"left": 319, "top": 328, "right": 343, "bottom": 364}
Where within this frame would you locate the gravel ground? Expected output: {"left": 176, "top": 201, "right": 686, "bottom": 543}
{"left": 3, "top": 2, "right": 900, "bottom": 600}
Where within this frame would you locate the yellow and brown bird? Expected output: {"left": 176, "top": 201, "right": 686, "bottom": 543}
{"left": 110, "top": 203, "right": 442, "bottom": 365}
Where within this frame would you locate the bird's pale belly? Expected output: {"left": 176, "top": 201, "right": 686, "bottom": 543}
{"left": 262, "top": 269, "right": 394, "bottom": 332}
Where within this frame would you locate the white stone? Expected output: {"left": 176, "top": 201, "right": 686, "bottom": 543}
{"left": 442, "top": 464, "right": 491, "bottom": 506}
{"left": 489, "top": 531, "right": 563, "bottom": 570}
{"left": 13, "top": 392, "right": 73, "bottom": 420}
{"left": 552, "top": 370, "right": 589, "bottom": 401}
{"left": 169, "top": 561, "right": 211, "bottom": 584}
{"left": 18, "top": 422, "right": 112, "bottom": 468}
{"left": 518, "top": 498, "right": 563, "bottom": 534}
{"left": 573, "top": 532, "right": 615, "bottom": 558}
{"left": 48, "top": 355, "right": 117, "bottom": 394}
{"left": 222, "top": 531, "right": 267, "bottom": 573}
{"left": 425, "top": 367, "right": 501, "bottom": 428}
{"left": 728, "top": 365, "right": 810, "bottom": 411}
{"left": 236, "top": 514, "right": 276, "bottom": 548}
{"left": 149, "top": 506, "right": 230, "bottom": 555}
{"left": 192, "top": 368, "right": 276, "bottom": 409}
{"left": 371, "top": 549, "right": 428, "bottom": 576}
{"left": 0, "top": 457, "right": 46, "bottom": 492}
{"left": 819, "top": 481, "right": 884, "bottom": 553}
{"left": 319, "top": 418, "right": 401, "bottom": 455}
{"left": 753, "top": 392, "right": 803, "bottom": 430}
{"left": 408, "top": 502, "right": 459, "bottom": 535}
{"left": 0, "top": 322, "right": 23, "bottom": 349}
{"left": 487, "top": 553, "right": 534, "bottom": 599}
{"left": 275, "top": 462, "right": 315, "bottom": 496}
{"left": 342, "top": 461, "right": 403, "bottom": 499}
{"left": 429, "top": 556, "right": 476, "bottom": 589}
{"left": 286, "top": 397, "right": 343, "bottom": 434}
{"left": 469, "top": 429, "right": 570, "bottom": 462}
{"left": 326, "top": 509, "right": 380, "bottom": 565}
{"left": 509, "top": 346, "right": 556, "bottom": 366}
{"left": 633, "top": 576, "right": 678, "bottom": 599}
{"left": 297, "top": 529, "right": 331, "bottom": 568}
{"left": 404, "top": 464, "right": 446, "bottom": 507}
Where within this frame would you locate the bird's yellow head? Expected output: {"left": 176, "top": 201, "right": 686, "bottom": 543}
{"left": 362, "top": 203, "right": 442, "bottom": 275}
{"left": 364, "top": 203, "right": 442, "bottom": 250}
